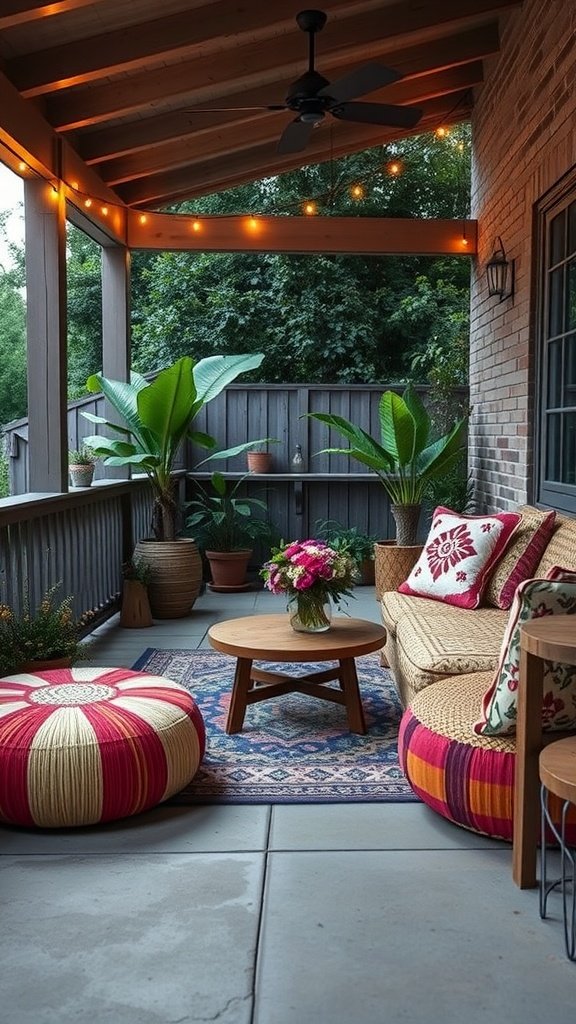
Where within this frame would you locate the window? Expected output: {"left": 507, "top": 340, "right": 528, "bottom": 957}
{"left": 537, "top": 174, "right": 576, "bottom": 512}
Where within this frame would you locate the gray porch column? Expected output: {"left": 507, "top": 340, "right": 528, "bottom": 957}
{"left": 24, "top": 179, "right": 68, "bottom": 493}
{"left": 101, "top": 245, "right": 131, "bottom": 479}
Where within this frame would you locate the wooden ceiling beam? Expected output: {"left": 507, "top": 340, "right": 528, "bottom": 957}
{"left": 12, "top": 0, "right": 517, "bottom": 97}
{"left": 48, "top": 20, "right": 498, "bottom": 133}
{"left": 76, "top": 22, "right": 498, "bottom": 161}
{"left": 10, "top": 0, "right": 351, "bottom": 96}
{"left": 101, "top": 64, "right": 482, "bottom": 187}
{"left": 128, "top": 213, "right": 477, "bottom": 256}
{"left": 117, "top": 94, "right": 471, "bottom": 208}
{"left": 0, "top": 0, "right": 99, "bottom": 31}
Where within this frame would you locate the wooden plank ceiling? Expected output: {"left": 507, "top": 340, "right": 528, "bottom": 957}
{"left": 0, "top": 0, "right": 520, "bottom": 209}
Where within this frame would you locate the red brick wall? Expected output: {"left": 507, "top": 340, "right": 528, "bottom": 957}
{"left": 470, "top": 0, "right": 576, "bottom": 510}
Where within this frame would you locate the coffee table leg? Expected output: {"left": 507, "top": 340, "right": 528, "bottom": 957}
{"left": 339, "top": 658, "right": 367, "bottom": 735}
{"left": 226, "top": 657, "right": 253, "bottom": 734}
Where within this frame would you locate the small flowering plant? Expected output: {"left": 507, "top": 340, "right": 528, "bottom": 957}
{"left": 0, "top": 584, "right": 92, "bottom": 675}
{"left": 261, "top": 539, "right": 356, "bottom": 629}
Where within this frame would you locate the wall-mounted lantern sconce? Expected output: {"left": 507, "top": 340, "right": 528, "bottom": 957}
{"left": 486, "top": 236, "right": 515, "bottom": 301}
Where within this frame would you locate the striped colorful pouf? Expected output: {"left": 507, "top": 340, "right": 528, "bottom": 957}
{"left": 398, "top": 671, "right": 576, "bottom": 842}
{"left": 0, "top": 666, "right": 206, "bottom": 828}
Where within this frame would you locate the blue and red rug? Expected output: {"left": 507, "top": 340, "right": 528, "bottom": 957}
{"left": 132, "top": 648, "right": 417, "bottom": 804}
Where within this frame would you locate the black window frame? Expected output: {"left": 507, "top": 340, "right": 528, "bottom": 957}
{"left": 535, "top": 166, "right": 576, "bottom": 514}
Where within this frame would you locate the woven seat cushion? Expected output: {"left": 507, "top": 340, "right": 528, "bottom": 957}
{"left": 380, "top": 591, "right": 447, "bottom": 637}
{"left": 394, "top": 604, "right": 507, "bottom": 693}
{"left": 0, "top": 666, "right": 205, "bottom": 828}
{"left": 399, "top": 672, "right": 576, "bottom": 842}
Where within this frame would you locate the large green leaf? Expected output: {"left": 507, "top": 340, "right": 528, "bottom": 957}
{"left": 136, "top": 357, "right": 197, "bottom": 464}
{"left": 85, "top": 373, "right": 156, "bottom": 452}
{"left": 378, "top": 392, "right": 416, "bottom": 466}
{"left": 196, "top": 438, "right": 274, "bottom": 466}
{"left": 416, "top": 418, "right": 467, "bottom": 480}
{"left": 308, "top": 412, "right": 394, "bottom": 471}
{"left": 81, "top": 435, "right": 138, "bottom": 458}
{"left": 193, "top": 353, "right": 264, "bottom": 404}
{"left": 81, "top": 411, "right": 132, "bottom": 437}
{"left": 401, "top": 384, "right": 430, "bottom": 455}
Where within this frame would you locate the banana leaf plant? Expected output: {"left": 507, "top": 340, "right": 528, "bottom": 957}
{"left": 308, "top": 383, "right": 467, "bottom": 545}
{"left": 82, "top": 353, "right": 266, "bottom": 541}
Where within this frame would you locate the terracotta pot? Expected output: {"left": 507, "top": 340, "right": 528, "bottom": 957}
{"left": 133, "top": 538, "right": 203, "bottom": 618}
{"left": 120, "top": 579, "right": 153, "bottom": 628}
{"left": 247, "top": 451, "right": 272, "bottom": 473}
{"left": 18, "top": 656, "right": 73, "bottom": 672}
{"left": 374, "top": 541, "right": 424, "bottom": 601}
{"left": 69, "top": 464, "right": 94, "bottom": 487}
{"left": 205, "top": 549, "right": 252, "bottom": 592}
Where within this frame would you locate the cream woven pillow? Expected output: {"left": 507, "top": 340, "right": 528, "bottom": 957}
{"left": 483, "top": 507, "right": 557, "bottom": 610}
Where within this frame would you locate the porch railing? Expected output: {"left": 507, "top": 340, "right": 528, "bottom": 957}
{"left": 0, "top": 478, "right": 154, "bottom": 620}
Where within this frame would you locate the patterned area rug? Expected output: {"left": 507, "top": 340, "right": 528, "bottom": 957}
{"left": 132, "top": 648, "right": 418, "bottom": 804}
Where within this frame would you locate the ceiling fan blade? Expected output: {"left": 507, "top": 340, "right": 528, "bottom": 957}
{"left": 185, "top": 104, "right": 287, "bottom": 113}
{"left": 276, "top": 118, "right": 316, "bottom": 155}
{"left": 318, "top": 64, "right": 401, "bottom": 104}
{"left": 331, "top": 101, "right": 423, "bottom": 128}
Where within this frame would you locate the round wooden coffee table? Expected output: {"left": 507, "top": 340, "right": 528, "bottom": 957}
{"left": 208, "top": 614, "right": 387, "bottom": 735}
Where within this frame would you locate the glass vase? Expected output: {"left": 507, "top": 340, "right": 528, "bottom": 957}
{"left": 287, "top": 594, "right": 332, "bottom": 633}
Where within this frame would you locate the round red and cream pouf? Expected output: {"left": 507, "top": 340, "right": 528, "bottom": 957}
{"left": 0, "top": 666, "right": 206, "bottom": 828}
{"left": 398, "top": 671, "right": 576, "bottom": 843}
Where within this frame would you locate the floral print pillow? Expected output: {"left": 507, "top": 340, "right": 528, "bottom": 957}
{"left": 475, "top": 569, "right": 576, "bottom": 736}
{"left": 398, "top": 507, "right": 521, "bottom": 609}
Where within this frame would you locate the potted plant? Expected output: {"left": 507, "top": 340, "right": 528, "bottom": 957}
{"left": 314, "top": 519, "right": 377, "bottom": 585}
{"left": 246, "top": 441, "right": 278, "bottom": 474}
{"left": 0, "top": 584, "right": 93, "bottom": 673}
{"left": 308, "top": 383, "right": 467, "bottom": 597}
{"left": 81, "top": 353, "right": 265, "bottom": 617}
{"left": 186, "top": 472, "right": 273, "bottom": 591}
{"left": 68, "top": 443, "right": 97, "bottom": 487}
{"left": 120, "top": 558, "right": 153, "bottom": 628}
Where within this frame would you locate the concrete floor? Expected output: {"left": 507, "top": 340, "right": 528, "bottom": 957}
{"left": 1, "top": 587, "right": 574, "bottom": 1023}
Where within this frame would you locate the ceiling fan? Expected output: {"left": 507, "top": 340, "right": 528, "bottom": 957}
{"left": 185, "top": 9, "right": 423, "bottom": 155}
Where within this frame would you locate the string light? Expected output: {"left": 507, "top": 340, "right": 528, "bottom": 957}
{"left": 138, "top": 214, "right": 147, "bottom": 224}
{"left": 18, "top": 161, "right": 26, "bottom": 172}
{"left": 70, "top": 180, "right": 79, "bottom": 190}
{"left": 435, "top": 126, "right": 449, "bottom": 138}
{"left": 247, "top": 215, "right": 260, "bottom": 231}
{"left": 84, "top": 198, "right": 92, "bottom": 208}
{"left": 386, "top": 160, "right": 403, "bottom": 176}
{"left": 192, "top": 218, "right": 202, "bottom": 232}
{"left": 302, "top": 200, "right": 317, "bottom": 216}
{"left": 101, "top": 205, "right": 108, "bottom": 216}
{"left": 349, "top": 183, "right": 365, "bottom": 200}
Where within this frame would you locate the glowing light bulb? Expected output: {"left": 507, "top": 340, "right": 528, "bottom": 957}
{"left": 18, "top": 161, "right": 26, "bottom": 172}
{"left": 303, "top": 201, "right": 317, "bottom": 216}
{"left": 247, "top": 215, "right": 260, "bottom": 232}
{"left": 70, "top": 180, "right": 79, "bottom": 190}
{"left": 350, "top": 183, "right": 365, "bottom": 200}
{"left": 192, "top": 219, "right": 201, "bottom": 232}
{"left": 139, "top": 214, "right": 147, "bottom": 224}
{"left": 101, "top": 205, "right": 108, "bottom": 216}
{"left": 456, "top": 141, "right": 465, "bottom": 152}
{"left": 84, "top": 198, "right": 92, "bottom": 208}
{"left": 435, "top": 126, "right": 449, "bottom": 138}
{"left": 386, "top": 160, "right": 403, "bottom": 176}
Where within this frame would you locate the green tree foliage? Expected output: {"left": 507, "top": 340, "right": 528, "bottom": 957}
{"left": 0, "top": 263, "right": 26, "bottom": 425}
{"left": 131, "top": 126, "right": 471, "bottom": 383}
{"left": 66, "top": 223, "right": 102, "bottom": 398}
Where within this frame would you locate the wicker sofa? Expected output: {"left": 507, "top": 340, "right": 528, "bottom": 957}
{"left": 381, "top": 507, "right": 576, "bottom": 880}
{"left": 382, "top": 508, "right": 576, "bottom": 709}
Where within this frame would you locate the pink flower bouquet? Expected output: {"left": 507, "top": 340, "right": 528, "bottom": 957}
{"left": 261, "top": 539, "right": 356, "bottom": 630}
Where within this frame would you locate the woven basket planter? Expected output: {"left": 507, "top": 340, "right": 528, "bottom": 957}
{"left": 374, "top": 541, "right": 423, "bottom": 601}
{"left": 133, "top": 538, "right": 203, "bottom": 618}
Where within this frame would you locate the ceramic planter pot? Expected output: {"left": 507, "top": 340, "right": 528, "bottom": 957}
{"left": 69, "top": 464, "right": 95, "bottom": 487}
{"left": 205, "top": 549, "right": 252, "bottom": 592}
{"left": 247, "top": 451, "right": 272, "bottom": 473}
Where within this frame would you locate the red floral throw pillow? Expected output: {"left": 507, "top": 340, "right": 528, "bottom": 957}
{"left": 398, "top": 506, "right": 521, "bottom": 609}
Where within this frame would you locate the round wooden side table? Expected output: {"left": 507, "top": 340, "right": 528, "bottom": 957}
{"left": 539, "top": 736, "right": 576, "bottom": 960}
{"left": 208, "top": 614, "right": 387, "bottom": 735}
